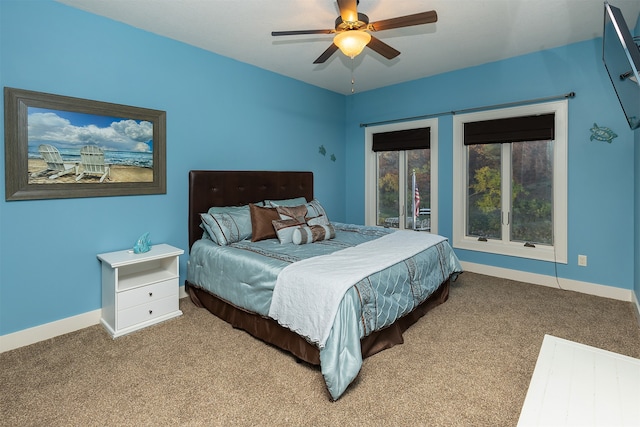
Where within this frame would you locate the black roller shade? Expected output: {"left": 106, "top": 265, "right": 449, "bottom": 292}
{"left": 464, "top": 113, "right": 555, "bottom": 145}
{"left": 372, "top": 127, "right": 430, "bottom": 152}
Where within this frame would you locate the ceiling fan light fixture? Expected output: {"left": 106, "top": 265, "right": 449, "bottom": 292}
{"left": 333, "top": 30, "right": 371, "bottom": 58}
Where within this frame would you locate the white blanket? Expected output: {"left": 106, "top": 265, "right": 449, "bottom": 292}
{"left": 268, "top": 230, "right": 446, "bottom": 348}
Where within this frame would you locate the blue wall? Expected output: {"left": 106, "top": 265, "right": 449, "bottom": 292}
{"left": 345, "top": 39, "right": 637, "bottom": 291}
{"left": 1, "top": 0, "right": 638, "bottom": 338}
{"left": 0, "top": 0, "right": 345, "bottom": 335}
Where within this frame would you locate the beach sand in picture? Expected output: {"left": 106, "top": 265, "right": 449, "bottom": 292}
{"left": 28, "top": 158, "right": 153, "bottom": 184}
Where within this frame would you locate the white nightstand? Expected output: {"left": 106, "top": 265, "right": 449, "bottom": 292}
{"left": 97, "top": 243, "right": 184, "bottom": 338}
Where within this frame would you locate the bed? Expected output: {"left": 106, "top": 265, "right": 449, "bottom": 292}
{"left": 185, "top": 170, "right": 462, "bottom": 400}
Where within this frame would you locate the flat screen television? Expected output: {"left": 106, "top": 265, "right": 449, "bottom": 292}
{"left": 603, "top": 2, "right": 640, "bottom": 130}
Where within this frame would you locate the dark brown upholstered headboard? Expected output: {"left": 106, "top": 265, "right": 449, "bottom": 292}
{"left": 188, "top": 170, "right": 314, "bottom": 250}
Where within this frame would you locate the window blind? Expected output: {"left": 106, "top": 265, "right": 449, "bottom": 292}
{"left": 463, "top": 113, "right": 555, "bottom": 145}
{"left": 372, "top": 127, "right": 430, "bottom": 152}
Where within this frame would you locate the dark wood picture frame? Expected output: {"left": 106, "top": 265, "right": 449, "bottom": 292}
{"left": 4, "top": 87, "right": 166, "bottom": 201}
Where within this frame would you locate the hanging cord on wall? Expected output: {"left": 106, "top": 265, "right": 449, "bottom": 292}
{"left": 553, "top": 218, "right": 563, "bottom": 291}
{"left": 359, "top": 92, "right": 576, "bottom": 127}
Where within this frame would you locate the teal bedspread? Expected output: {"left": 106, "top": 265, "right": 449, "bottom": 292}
{"left": 187, "top": 223, "right": 462, "bottom": 400}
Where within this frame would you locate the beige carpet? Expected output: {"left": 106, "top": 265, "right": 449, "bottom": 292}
{"left": 2, "top": 272, "right": 639, "bottom": 427}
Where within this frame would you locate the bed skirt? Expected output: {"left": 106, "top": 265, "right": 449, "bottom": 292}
{"left": 185, "top": 277, "right": 451, "bottom": 365}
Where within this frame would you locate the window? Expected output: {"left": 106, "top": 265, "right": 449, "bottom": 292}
{"left": 452, "top": 101, "right": 567, "bottom": 263}
{"left": 365, "top": 118, "right": 438, "bottom": 233}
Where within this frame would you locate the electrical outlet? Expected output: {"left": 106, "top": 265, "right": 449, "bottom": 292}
{"left": 578, "top": 255, "right": 587, "bottom": 267}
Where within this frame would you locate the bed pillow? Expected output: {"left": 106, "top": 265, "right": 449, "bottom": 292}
{"left": 272, "top": 218, "right": 305, "bottom": 244}
{"left": 272, "top": 198, "right": 329, "bottom": 225}
{"left": 249, "top": 203, "right": 280, "bottom": 242}
{"left": 276, "top": 205, "right": 308, "bottom": 222}
{"left": 305, "top": 199, "right": 328, "bottom": 219}
{"left": 206, "top": 205, "right": 249, "bottom": 214}
{"left": 266, "top": 197, "right": 307, "bottom": 207}
{"left": 306, "top": 215, "right": 330, "bottom": 226}
{"left": 200, "top": 205, "right": 252, "bottom": 245}
{"left": 296, "top": 199, "right": 330, "bottom": 226}
{"left": 292, "top": 224, "right": 336, "bottom": 245}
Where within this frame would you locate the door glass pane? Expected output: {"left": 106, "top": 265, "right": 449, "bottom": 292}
{"left": 467, "top": 143, "right": 501, "bottom": 239}
{"left": 406, "top": 149, "right": 431, "bottom": 231}
{"left": 377, "top": 151, "right": 399, "bottom": 228}
{"left": 511, "top": 140, "right": 553, "bottom": 245}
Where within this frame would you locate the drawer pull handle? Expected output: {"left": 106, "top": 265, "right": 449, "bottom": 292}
{"left": 149, "top": 292, "right": 153, "bottom": 297}
{"left": 149, "top": 310, "right": 153, "bottom": 315}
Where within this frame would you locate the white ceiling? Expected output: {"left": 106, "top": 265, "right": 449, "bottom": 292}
{"left": 56, "top": 0, "right": 640, "bottom": 95}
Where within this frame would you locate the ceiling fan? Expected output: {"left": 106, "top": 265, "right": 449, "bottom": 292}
{"left": 271, "top": 0, "right": 438, "bottom": 64}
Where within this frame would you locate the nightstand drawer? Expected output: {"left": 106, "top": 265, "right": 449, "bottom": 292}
{"left": 117, "top": 295, "right": 178, "bottom": 330}
{"left": 117, "top": 278, "right": 177, "bottom": 310}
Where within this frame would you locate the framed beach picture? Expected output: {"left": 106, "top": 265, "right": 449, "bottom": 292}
{"left": 4, "top": 87, "right": 166, "bottom": 201}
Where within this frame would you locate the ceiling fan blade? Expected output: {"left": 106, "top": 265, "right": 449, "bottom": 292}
{"left": 313, "top": 43, "right": 339, "bottom": 64}
{"left": 369, "top": 10, "right": 437, "bottom": 32}
{"left": 336, "top": 0, "right": 359, "bottom": 23}
{"left": 367, "top": 35, "right": 400, "bottom": 60}
{"left": 272, "top": 29, "right": 334, "bottom": 36}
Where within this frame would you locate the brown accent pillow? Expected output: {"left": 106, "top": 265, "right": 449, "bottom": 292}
{"left": 276, "top": 204, "right": 308, "bottom": 221}
{"left": 249, "top": 203, "right": 280, "bottom": 242}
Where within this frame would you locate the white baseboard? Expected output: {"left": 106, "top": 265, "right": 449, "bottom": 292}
{"left": 0, "top": 285, "right": 190, "bottom": 354}
{"left": 0, "top": 308, "right": 102, "bottom": 353}
{"left": 461, "top": 261, "right": 635, "bottom": 302}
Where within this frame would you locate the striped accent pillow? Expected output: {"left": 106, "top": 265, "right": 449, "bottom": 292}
{"left": 292, "top": 224, "right": 336, "bottom": 245}
{"left": 272, "top": 218, "right": 305, "bottom": 244}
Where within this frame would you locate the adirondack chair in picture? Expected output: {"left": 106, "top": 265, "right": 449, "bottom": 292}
{"left": 76, "top": 145, "right": 111, "bottom": 183}
{"left": 30, "top": 144, "right": 78, "bottom": 179}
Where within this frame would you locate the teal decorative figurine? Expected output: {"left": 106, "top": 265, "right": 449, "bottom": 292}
{"left": 133, "top": 232, "right": 152, "bottom": 254}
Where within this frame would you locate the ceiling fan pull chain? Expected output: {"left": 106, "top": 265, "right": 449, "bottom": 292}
{"left": 351, "top": 58, "right": 356, "bottom": 94}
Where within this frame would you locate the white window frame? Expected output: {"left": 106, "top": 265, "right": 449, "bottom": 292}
{"left": 452, "top": 100, "right": 568, "bottom": 263}
{"left": 364, "top": 118, "right": 438, "bottom": 234}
